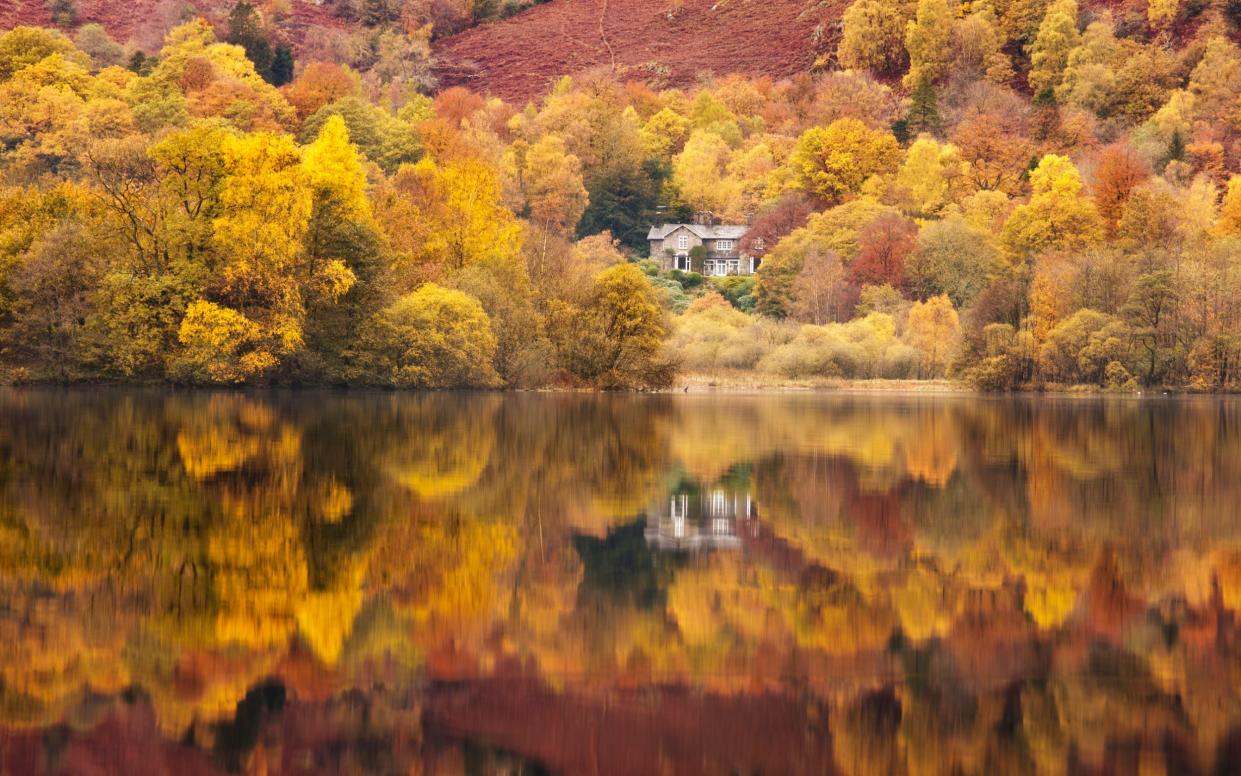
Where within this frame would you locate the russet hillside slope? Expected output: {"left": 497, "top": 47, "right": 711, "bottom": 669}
{"left": 0, "top": 0, "right": 847, "bottom": 102}
{"left": 0, "top": 0, "right": 348, "bottom": 55}
{"left": 431, "top": 0, "right": 848, "bottom": 103}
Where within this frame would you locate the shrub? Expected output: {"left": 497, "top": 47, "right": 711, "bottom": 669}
{"left": 758, "top": 313, "right": 917, "bottom": 379}
{"left": 358, "top": 284, "right": 501, "bottom": 388}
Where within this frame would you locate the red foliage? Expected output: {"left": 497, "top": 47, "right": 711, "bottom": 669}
{"left": 434, "top": 86, "right": 485, "bottom": 127}
{"left": 1090, "top": 142, "right": 1151, "bottom": 231}
{"left": 282, "top": 62, "right": 358, "bottom": 121}
{"left": 738, "top": 193, "right": 814, "bottom": 257}
{"left": 849, "top": 212, "right": 917, "bottom": 290}
{"left": 430, "top": 0, "right": 851, "bottom": 104}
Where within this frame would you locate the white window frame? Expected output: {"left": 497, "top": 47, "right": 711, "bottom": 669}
{"left": 677, "top": 234, "right": 689, "bottom": 250}
{"left": 675, "top": 254, "right": 690, "bottom": 271}
{"left": 727, "top": 259, "right": 740, "bottom": 274}
{"left": 716, "top": 240, "right": 734, "bottom": 252}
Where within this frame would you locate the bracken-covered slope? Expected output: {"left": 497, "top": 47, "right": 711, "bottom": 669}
{"left": 0, "top": 0, "right": 346, "bottom": 52}
{"left": 432, "top": 0, "right": 847, "bottom": 104}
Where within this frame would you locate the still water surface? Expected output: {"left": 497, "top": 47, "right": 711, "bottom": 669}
{"left": 1, "top": 389, "right": 1241, "bottom": 775}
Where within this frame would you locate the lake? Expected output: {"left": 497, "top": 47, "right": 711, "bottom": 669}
{"left": 1, "top": 389, "right": 1240, "bottom": 775}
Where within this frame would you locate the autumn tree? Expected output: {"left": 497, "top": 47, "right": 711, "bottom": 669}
{"left": 504, "top": 135, "right": 590, "bottom": 236}
{"left": 553, "top": 264, "right": 670, "bottom": 388}
{"left": 906, "top": 217, "right": 997, "bottom": 306}
{"left": 282, "top": 62, "right": 361, "bottom": 121}
{"left": 1091, "top": 143, "right": 1150, "bottom": 233}
{"left": 905, "top": 295, "right": 960, "bottom": 377}
{"left": 951, "top": 90, "right": 1035, "bottom": 193}
{"left": 838, "top": 0, "right": 909, "bottom": 75}
{"left": 904, "top": 0, "right": 953, "bottom": 88}
{"left": 673, "top": 130, "right": 741, "bottom": 217}
{"left": 1001, "top": 154, "right": 1103, "bottom": 263}
{"left": 790, "top": 249, "right": 851, "bottom": 324}
{"left": 1026, "top": 0, "right": 1080, "bottom": 99}
{"left": 851, "top": 212, "right": 918, "bottom": 289}
{"left": 952, "top": 6, "right": 1013, "bottom": 84}
{"left": 383, "top": 155, "right": 522, "bottom": 281}
{"left": 358, "top": 284, "right": 500, "bottom": 388}
{"left": 788, "top": 119, "right": 902, "bottom": 204}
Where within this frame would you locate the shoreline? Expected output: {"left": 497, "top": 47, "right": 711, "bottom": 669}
{"left": 4, "top": 374, "right": 1237, "bottom": 397}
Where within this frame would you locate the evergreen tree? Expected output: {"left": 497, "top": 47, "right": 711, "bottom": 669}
{"left": 906, "top": 75, "right": 942, "bottom": 135}
{"left": 226, "top": 1, "right": 275, "bottom": 82}
{"left": 270, "top": 45, "right": 294, "bottom": 86}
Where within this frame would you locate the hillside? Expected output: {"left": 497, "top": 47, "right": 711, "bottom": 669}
{"left": 0, "top": 0, "right": 346, "bottom": 54}
{"left": 432, "top": 0, "right": 846, "bottom": 103}
{"left": 0, "top": 0, "right": 844, "bottom": 102}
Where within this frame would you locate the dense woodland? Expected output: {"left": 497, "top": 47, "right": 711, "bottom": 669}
{"left": 2, "top": 0, "right": 1241, "bottom": 389}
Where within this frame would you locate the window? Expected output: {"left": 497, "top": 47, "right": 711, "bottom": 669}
{"left": 675, "top": 255, "right": 690, "bottom": 271}
{"left": 727, "top": 260, "right": 740, "bottom": 274}
{"left": 677, "top": 234, "right": 689, "bottom": 250}
{"left": 716, "top": 240, "right": 733, "bottom": 252}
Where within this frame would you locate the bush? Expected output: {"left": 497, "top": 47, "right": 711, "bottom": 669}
{"left": 757, "top": 313, "right": 917, "bottom": 379}
{"left": 963, "top": 323, "right": 1034, "bottom": 390}
{"left": 711, "top": 275, "right": 756, "bottom": 311}
{"left": 1038, "top": 309, "right": 1134, "bottom": 385}
{"left": 667, "top": 293, "right": 768, "bottom": 371}
{"left": 358, "top": 284, "right": 501, "bottom": 388}
{"left": 554, "top": 264, "right": 673, "bottom": 389}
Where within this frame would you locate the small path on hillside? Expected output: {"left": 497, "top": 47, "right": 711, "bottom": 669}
{"left": 599, "top": 0, "right": 617, "bottom": 71}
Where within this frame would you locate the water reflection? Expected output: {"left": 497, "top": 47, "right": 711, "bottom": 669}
{"left": 1, "top": 390, "right": 1240, "bottom": 774}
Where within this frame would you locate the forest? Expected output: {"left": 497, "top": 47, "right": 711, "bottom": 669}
{"left": 1, "top": 0, "right": 1240, "bottom": 390}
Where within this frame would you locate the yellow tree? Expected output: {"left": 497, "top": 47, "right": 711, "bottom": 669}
{"left": 1000, "top": 154, "right": 1103, "bottom": 263}
{"left": 176, "top": 299, "right": 272, "bottom": 382}
{"left": 1188, "top": 36, "right": 1241, "bottom": 123}
{"left": 838, "top": 0, "right": 909, "bottom": 75}
{"left": 1216, "top": 176, "right": 1241, "bottom": 236}
{"left": 673, "top": 130, "right": 741, "bottom": 216}
{"left": 891, "top": 135, "right": 971, "bottom": 218}
{"left": 503, "top": 134, "right": 589, "bottom": 236}
{"left": 640, "top": 107, "right": 690, "bottom": 160}
{"left": 302, "top": 114, "right": 371, "bottom": 226}
{"left": 788, "top": 118, "right": 902, "bottom": 204}
{"left": 359, "top": 283, "right": 500, "bottom": 388}
{"left": 904, "top": 0, "right": 953, "bottom": 88}
{"left": 905, "top": 294, "right": 961, "bottom": 377}
{"left": 952, "top": 6, "right": 1013, "bottom": 84}
{"left": 384, "top": 155, "right": 523, "bottom": 282}
{"left": 1026, "top": 0, "right": 1080, "bottom": 98}
{"left": 553, "top": 264, "right": 669, "bottom": 388}
{"left": 211, "top": 132, "right": 314, "bottom": 357}
{"left": 1147, "top": 0, "right": 1180, "bottom": 31}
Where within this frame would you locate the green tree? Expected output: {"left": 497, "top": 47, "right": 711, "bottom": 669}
{"left": 225, "top": 1, "right": 275, "bottom": 82}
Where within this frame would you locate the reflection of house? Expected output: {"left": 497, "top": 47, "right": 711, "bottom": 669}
{"left": 647, "top": 212, "right": 759, "bottom": 276}
{"left": 645, "top": 487, "right": 757, "bottom": 551}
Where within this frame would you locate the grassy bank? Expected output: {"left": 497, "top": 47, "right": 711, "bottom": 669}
{"left": 670, "top": 371, "right": 967, "bottom": 393}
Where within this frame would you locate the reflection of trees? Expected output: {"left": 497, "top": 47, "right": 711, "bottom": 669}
{"left": 3, "top": 391, "right": 1241, "bottom": 773}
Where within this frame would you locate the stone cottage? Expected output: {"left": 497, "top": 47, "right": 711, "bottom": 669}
{"left": 647, "top": 213, "right": 759, "bottom": 276}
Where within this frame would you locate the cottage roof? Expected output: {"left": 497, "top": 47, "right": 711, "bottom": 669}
{"left": 647, "top": 223, "right": 749, "bottom": 241}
